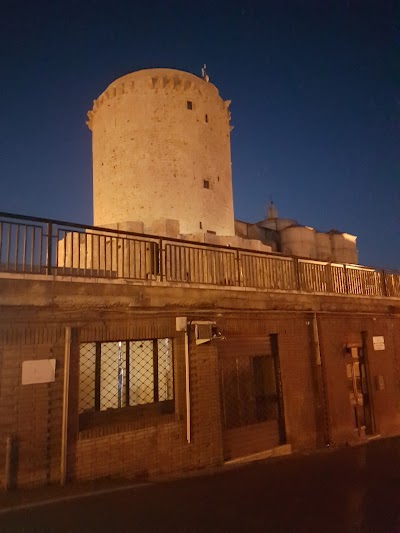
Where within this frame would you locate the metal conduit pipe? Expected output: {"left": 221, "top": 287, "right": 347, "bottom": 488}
{"left": 184, "top": 326, "right": 191, "bottom": 444}
{"left": 312, "top": 313, "right": 330, "bottom": 446}
{"left": 60, "top": 327, "right": 71, "bottom": 486}
{"left": 5, "top": 435, "right": 13, "bottom": 491}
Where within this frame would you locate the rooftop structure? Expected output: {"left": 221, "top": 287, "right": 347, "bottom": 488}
{"left": 235, "top": 201, "right": 358, "bottom": 264}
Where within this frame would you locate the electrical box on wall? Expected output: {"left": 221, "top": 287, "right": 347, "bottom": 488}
{"left": 193, "top": 321, "right": 216, "bottom": 345}
{"left": 176, "top": 317, "right": 188, "bottom": 332}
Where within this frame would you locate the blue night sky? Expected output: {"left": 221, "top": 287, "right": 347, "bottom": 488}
{"left": 1, "top": 0, "right": 398, "bottom": 269}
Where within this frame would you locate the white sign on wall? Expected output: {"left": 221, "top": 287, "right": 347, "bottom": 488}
{"left": 22, "top": 359, "right": 56, "bottom": 385}
{"left": 176, "top": 316, "right": 188, "bottom": 332}
{"left": 372, "top": 336, "right": 385, "bottom": 351}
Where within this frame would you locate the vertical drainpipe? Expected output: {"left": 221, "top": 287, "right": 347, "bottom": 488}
{"left": 312, "top": 313, "right": 322, "bottom": 366}
{"left": 60, "top": 327, "right": 71, "bottom": 486}
{"left": 5, "top": 435, "right": 14, "bottom": 491}
{"left": 184, "top": 326, "right": 191, "bottom": 444}
{"left": 312, "top": 313, "right": 330, "bottom": 446}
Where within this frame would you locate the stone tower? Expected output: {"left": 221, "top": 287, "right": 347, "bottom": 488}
{"left": 87, "top": 68, "right": 235, "bottom": 236}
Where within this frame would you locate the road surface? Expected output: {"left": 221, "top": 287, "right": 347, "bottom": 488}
{"left": 1, "top": 437, "right": 400, "bottom": 532}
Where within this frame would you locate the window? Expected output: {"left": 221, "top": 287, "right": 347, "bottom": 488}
{"left": 186, "top": 100, "right": 193, "bottom": 110}
{"left": 79, "top": 338, "right": 174, "bottom": 428}
{"left": 205, "top": 114, "right": 208, "bottom": 123}
{"left": 203, "top": 180, "right": 209, "bottom": 189}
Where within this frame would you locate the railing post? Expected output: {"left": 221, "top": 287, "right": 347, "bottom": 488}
{"left": 294, "top": 258, "right": 301, "bottom": 291}
{"left": 326, "top": 263, "right": 334, "bottom": 294}
{"left": 159, "top": 238, "right": 163, "bottom": 281}
{"left": 236, "top": 249, "right": 242, "bottom": 286}
{"left": 46, "top": 222, "right": 53, "bottom": 275}
{"left": 381, "top": 269, "right": 388, "bottom": 297}
{"left": 343, "top": 265, "right": 349, "bottom": 294}
{"left": 395, "top": 273, "right": 400, "bottom": 299}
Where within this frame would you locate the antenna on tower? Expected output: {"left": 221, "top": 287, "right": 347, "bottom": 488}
{"left": 201, "top": 64, "right": 210, "bottom": 82}
{"left": 267, "top": 199, "right": 278, "bottom": 219}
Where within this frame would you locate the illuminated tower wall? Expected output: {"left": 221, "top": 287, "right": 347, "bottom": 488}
{"left": 87, "top": 68, "right": 235, "bottom": 236}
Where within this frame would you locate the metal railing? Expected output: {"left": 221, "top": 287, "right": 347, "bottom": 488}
{"left": 1, "top": 212, "right": 399, "bottom": 298}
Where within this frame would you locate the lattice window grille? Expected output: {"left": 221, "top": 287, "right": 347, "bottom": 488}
{"left": 79, "top": 338, "right": 173, "bottom": 414}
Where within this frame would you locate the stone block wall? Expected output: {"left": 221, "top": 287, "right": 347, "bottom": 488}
{"left": 88, "top": 69, "right": 235, "bottom": 236}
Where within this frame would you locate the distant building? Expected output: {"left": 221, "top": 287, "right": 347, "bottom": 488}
{"left": 235, "top": 201, "right": 358, "bottom": 264}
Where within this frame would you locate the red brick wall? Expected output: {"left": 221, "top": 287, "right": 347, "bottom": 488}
{"left": 71, "top": 322, "right": 223, "bottom": 482}
{"left": 0, "top": 319, "right": 224, "bottom": 488}
{"left": 318, "top": 315, "right": 400, "bottom": 446}
{"left": 1, "top": 308, "right": 399, "bottom": 488}
{"left": 219, "top": 315, "right": 318, "bottom": 450}
{"left": 0, "top": 327, "right": 65, "bottom": 488}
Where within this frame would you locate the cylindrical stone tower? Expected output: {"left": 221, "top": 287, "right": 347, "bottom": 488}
{"left": 87, "top": 68, "right": 235, "bottom": 236}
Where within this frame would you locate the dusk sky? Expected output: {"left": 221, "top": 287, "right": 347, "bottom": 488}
{"left": 1, "top": 0, "right": 398, "bottom": 268}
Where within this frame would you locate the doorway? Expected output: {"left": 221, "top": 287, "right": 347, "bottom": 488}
{"left": 218, "top": 335, "right": 286, "bottom": 460}
{"left": 345, "top": 345, "right": 373, "bottom": 437}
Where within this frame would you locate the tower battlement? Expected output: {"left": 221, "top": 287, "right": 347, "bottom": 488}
{"left": 87, "top": 69, "right": 230, "bottom": 130}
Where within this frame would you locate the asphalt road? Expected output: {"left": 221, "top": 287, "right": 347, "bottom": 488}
{"left": 1, "top": 438, "right": 400, "bottom": 532}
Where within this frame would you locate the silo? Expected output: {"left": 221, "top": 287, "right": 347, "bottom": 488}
{"left": 87, "top": 68, "right": 235, "bottom": 236}
{"left": 280, "top": 226, "right": 317, "bottom": 258}
{"left": 315, "top": 232, "right": 332, "bottom": 262}
{"left": 330, "top": 232, "right": 358, "bottom": 264}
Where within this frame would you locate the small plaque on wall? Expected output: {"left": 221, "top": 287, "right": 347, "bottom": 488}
{"left": 22, "top": 359, "right": 56, "bottom": 385}
{"left": 372, "top": 336, "right": 385, "bottom": 351}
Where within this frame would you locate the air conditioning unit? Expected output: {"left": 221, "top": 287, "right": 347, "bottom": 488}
{"left": 194, "top": 321, "right": 216, "bottom": 345}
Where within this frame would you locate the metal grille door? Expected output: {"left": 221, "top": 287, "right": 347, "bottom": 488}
{"left": 219, "top": 336, "right": 285, "bottom": 460}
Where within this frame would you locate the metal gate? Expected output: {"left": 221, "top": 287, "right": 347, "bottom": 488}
{"left": 218, "top": 335, "right": 286, "bottom": 461}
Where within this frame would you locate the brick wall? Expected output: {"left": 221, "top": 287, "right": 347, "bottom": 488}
{"left": 219, "top": 315, "right": 318, "bottom": 450}
{"left": 0, "top": 326, "right": 65, "bottom": 488}
{"left": 1, "top": 302, "right": 400, "bottom": 488}
{"left": 318, "top": 314, "right": 400, "bottom": 445}
{"left": 0, "top": 317, "right": 224, "bottom": 488}
{"left": 71, "top": 323, "right": 223, "bottom": 482}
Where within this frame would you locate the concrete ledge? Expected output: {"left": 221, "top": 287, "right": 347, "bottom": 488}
{"left": 224, "top": 444, "right": 292, "bottom": 466}
{"left": 0, "top": 275, "right": 399, "bottom": 319}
